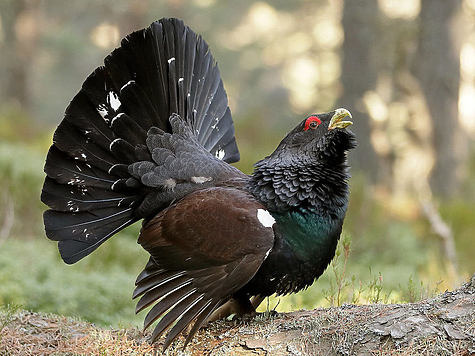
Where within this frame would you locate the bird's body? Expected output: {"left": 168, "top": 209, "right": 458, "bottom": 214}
{"left": 41, "top": 18, "right": 356, "bottom": 349}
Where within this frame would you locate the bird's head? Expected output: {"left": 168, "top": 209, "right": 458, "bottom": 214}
{"left": 249, "top": 108, "right": 356, "bottom": 211}
{"left": 269, "top": 108, "right": 356, "bottom": 163}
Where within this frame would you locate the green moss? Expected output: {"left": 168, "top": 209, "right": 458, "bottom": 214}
{"left": 0, "top": 234, "right": 148, "bottom": 328}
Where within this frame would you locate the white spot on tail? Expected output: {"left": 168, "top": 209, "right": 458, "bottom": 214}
{"left": 67, "top": 201, "right": 79, "bottom": 212}
{"left": 120, "top": 80, "right": 135, "bottom": 91}
{"left": 191, "top": 176, "right": 212, "bottom": 184}
{"left": 108, "top": 164, "right": 120, "bottom": 175}
{"left": 168, "top": 57, "right": 175, "bottom": 64}
{"left": 111, "top": 113, "right": 125, "bottom": 126}
{"left": 97, "top": 104, "right": 108, "bottom": 119}
{"left": 215, "top": 149, "right": 225, "bottom": 160}
{"left": 108, "top": 91, "right": 121, "bottom": 111}
{"left": 109, "top": 138, "right": 121, "bottom": 151}
{"left": 178, "top": 77, "right": 184, "bottom": 83}
{"left": 111, "top": 180, "right": 120, "bottom": 190}
{"left": 257, "top": 209, "right": 275, "bottom": 228}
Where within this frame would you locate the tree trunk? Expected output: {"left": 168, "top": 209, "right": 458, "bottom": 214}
{"left": 0, "top": 0, "right": 38, "bottom": 111}
{"left": 170, "top": 279, "right": 475, "bottom": 355}
{"left": 118, "top": 0, "right": 149, "bottom": 37}
{"left": 339, "top": 0, "right": 381, "bottom": 183}
{"left": 2, "top": 278, "right": 474, "bottom": 355}
{"left": 413, "top": 0, "right": 463, "bottom": 199}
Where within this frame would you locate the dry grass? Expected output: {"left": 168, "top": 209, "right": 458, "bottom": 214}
{"left": 1, "top": 279, "right": 474, "bottom": 356}
{"left": 371, "top": 335, "right": 474, "bottom": 356}
{"left": 0, "top": 308, "right": 157, "bottom": 356}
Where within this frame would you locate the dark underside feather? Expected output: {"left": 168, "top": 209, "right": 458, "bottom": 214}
{"left": 133, "top": 187, "right": 274, "bottom": 348}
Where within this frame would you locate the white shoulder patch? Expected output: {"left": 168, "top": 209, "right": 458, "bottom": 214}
{"left": 257, "top": 209, "right": 276, "bottom": 228}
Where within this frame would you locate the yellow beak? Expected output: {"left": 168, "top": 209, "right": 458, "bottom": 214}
{"left": 328, "top": 108, "right": 353, "bottom": 130}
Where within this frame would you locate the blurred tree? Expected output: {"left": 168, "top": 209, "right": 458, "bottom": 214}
{"left": 118, "top": 0, "right": 149, "bottom": 36}
{"left": 0, "top": 0, "right": 39, "bottom": 112}
{"left": 339, "top": 0, "right": 382, "bottom": 184}
{"left": 412, "top": 0, "right": 464, "bottom": 198}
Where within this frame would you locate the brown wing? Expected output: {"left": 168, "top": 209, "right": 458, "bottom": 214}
{"left": 133, "top": 187, "right": 275, "bottom": 349}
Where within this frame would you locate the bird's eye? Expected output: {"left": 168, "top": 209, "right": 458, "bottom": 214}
{"left": 304, "top": 116, "right": 322, "bottom": 131}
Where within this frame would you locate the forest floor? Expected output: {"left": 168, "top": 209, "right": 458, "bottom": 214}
{"left": 1, "top": 276, "right": 474, "bottom": 356}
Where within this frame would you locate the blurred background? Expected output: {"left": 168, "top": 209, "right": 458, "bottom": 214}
{"left": 0, "top": 0, "right": 474, "bottom": 328}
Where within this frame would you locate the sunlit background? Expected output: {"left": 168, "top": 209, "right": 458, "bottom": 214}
{"left": 1, "top": 0, "right": 474, "bottom": 329}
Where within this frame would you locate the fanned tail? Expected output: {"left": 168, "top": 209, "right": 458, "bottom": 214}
{"left": 41, "top": 18, "right": 240, "bottom": 264}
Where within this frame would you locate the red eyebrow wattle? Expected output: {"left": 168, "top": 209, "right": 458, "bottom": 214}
{"left": 304, "top": 116, "right": 322, "bottom": 131}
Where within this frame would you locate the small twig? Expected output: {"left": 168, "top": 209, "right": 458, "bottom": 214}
{"left": 420, "top": 199, "right": 458, "bottom": 273}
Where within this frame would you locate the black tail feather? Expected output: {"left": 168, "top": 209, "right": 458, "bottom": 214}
{"left": 110, "top": 114, "right": 147, "bottom": 146}
{"left": 133, "top": 258, "right": 231, "bottom": 348}
{"left": 42, "top": 17, "right": 240, "bottom": 263}
{"left": 182, "top": 301, "right": 219, "bottom": 348}
{"left": 44, "top": 208, "right": 137, "bottom": 264}
{"left": 44, "top": 147, "right": 116, "bottom": 188}
{"left": 118, "top": 81, "right": 157, "bottom": 131}
{"left": 149, "top": 292, "right": 203, "bottom": 342}
{"left": 134, "top": 259, "right": 165, "bottom": 284}
{"left": 163, "top": 299, "right": 217, "bottom": 350}
{"left": 42, "top": 178, "right": 136, "bottom": 212}
{"left": 142, "top": 283, "right": 196, "bottom": 331}
{"left": 135, "top": 275, "right": 193, "bottom": 313}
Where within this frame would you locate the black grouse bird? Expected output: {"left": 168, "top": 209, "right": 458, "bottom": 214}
{"left": 41, "top": 18, "right": 356, "bottom": 349}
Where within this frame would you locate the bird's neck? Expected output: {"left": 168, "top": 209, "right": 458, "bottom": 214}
{"left": 246, "top": 155, "right": 350, "bottom": 264}
{"left": 247, "top": 154, "right": 351, "bottom": 217}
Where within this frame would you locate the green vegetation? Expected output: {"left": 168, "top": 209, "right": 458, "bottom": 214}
{"left": 0, "top": 229, "right": 148, "bottom": 328}
{"left": 0, "top": 142, "right": 46, "bottom": 238}
{"left": 0, "top": 304, "right": 21, "bottom": 332}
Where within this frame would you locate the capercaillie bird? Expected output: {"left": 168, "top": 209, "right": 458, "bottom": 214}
{"left": 41, "top": 18, "right": 356, "bottom": 350}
